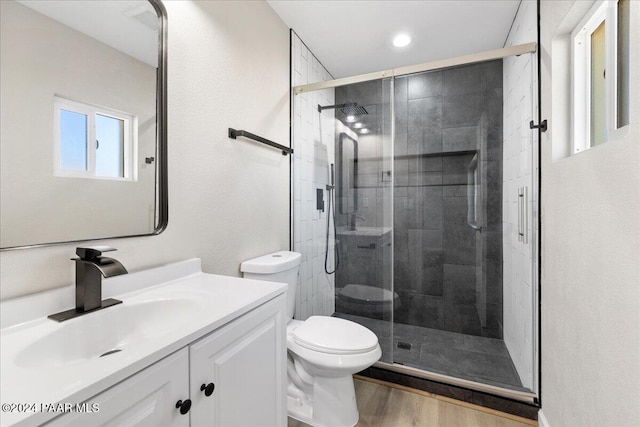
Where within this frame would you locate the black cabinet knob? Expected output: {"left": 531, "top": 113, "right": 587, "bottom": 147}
{"left": 175, "top": 399, "right": 192, "bottom": 415}
{"left": 200, "top": 382, "right": 215, "bottom": 397}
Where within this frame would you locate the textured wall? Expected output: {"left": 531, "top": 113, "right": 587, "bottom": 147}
{"left": 291, "top": 32, "right": 336, "bottom": 319}
{"left": 0, "top": 0, "right": 290, "bottom": 300}
{"left": 540, "top": 0, "right": 640, "bottom": 425}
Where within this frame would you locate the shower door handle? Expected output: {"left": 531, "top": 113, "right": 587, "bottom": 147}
{"left": 518, "top": 187, "right": 528, "bottom": 244}
{"left": 517, "top": 188, "right": 522, "bottom": 242}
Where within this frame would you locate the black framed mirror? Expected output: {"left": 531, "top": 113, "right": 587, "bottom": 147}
{"left": 337, "top": 132, "right": 358, "bottom": 214}
{"left": 0, "top": 0, "right": 167, "bottom": 250}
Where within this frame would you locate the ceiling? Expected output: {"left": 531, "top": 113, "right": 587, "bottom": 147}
{"left": 267, "top": 0, "right": 522, "bottom": 79}
{"left": 18, "top": 0, "right": 158, "bottom": 67}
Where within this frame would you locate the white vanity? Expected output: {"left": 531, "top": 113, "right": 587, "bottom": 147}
{"left": 0, "top": 259, "right": 287, "bottom": 427}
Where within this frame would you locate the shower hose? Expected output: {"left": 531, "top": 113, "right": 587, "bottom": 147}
{"left": 324, "top": 186, "right": 339, "bottom": 274}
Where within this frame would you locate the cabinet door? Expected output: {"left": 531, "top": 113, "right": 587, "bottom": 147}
{"left": 189, "top": 296, "right": 286, "bottom": 427}
{"left": 45, "top": 348, "right": 190, "bottom": 427}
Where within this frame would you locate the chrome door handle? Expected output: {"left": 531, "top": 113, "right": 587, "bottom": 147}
{"left": 518, "top": 187, "right": 528, "bottom": 244}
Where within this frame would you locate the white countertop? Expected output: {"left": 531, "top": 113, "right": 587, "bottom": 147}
{"left": 336, "top": 226, "right": 392, "bottom": 237}
{"left": 0, "top": 259, "right": 286, "bottom": 426}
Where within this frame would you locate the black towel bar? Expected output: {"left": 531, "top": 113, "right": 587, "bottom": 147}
{"left": 228, "top": 128, "right": 293, "bottom": 156}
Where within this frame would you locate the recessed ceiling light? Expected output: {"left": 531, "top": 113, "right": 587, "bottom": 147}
{"left": 354, "top": 123, "right": 363, "bottom": 128}
{"left": 393, "top": 33, "right": 412, "bottom": 48}
{"left": 360, "top": 128, "right": 369, "bottom": 134}
{"left": 346, "top": 115, "right": 356, "bottom": 122}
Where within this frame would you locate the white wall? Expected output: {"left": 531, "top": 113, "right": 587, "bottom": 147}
{"left": 0, "top": 0, "right": 291, "bottom": 300}
{"left": 291, "top": 32, "right": 336, "bottom": 319}
{"left": 540, "top": 0, "right": 640, "bottom": 425}
{"left": 502, "top": 0, "right": 538, "bottom": 392}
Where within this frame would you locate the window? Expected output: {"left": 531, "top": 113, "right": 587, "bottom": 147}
{"left": 572, "top": 0, "right": 629, "bottom": 153}
{"left": 54, "top": 97, "right": 136, "bottom": 180}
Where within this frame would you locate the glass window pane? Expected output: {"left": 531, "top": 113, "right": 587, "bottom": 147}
{"left": 590, "top": 20, "right": 606, "bottom": 147}
{"left": 60, "top": 109, "right": 87, "bottom": 171}
{"left": 617, "top": 0, "right": 630, "bottom": 128}
{"left": 95, "top": 114, "right": 124, "bottom": 177}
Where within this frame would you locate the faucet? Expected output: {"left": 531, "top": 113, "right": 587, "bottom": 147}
{"left": 348, "top": 213, "right": 365, "bottom": 231}
{"left": 48, "top": 246, "right": 128, "bottom": 322}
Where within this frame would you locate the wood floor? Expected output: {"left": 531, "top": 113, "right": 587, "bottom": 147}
{"left": 288, "top": 377, "right": 537, "bottom": 427}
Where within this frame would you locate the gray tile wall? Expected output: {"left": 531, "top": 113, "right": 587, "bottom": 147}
{"left": 334, "top": 61, "right": 503, "bottom": 338}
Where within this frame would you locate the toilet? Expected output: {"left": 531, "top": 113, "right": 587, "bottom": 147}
{"left": 241, "top": 251, "right": 381, "bottom": 427}
{"left": 336, "top": 284, "right": 400, "bottom": 318}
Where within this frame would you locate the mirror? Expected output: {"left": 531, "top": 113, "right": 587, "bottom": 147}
{"left": 0, "top": 0, "right": 167, "bottom": 249}
{"left": 337, "top": 132, "right": 358, "bottom": 214}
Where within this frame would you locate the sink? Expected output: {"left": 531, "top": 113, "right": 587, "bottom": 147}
{"left": 336, "top": 226, "right": 392, "bottom": 237}
{"left": 15, "top": 298, "right": 202, "bottom": 369}
{"left": 1, "top": 258, "right": 288, "bottom": 427}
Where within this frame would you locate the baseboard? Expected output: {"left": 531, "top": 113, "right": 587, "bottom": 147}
{"left": 538, "top": 410, "right": 551, "bottom": 427}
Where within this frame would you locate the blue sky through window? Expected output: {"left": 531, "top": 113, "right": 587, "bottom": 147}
{"left": 60, "top": 109, "right": 87, "bottom": 171}
{"left": 96, "top": 114, "right": 124, "bottom": 177}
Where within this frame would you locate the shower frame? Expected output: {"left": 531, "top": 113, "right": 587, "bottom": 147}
{"left": 293, "top": 42, "right": 536, "bottom": 94}
{"left": 290, "top": 37, "right": 541, "bottom": 408}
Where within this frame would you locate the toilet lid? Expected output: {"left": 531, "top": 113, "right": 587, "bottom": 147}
{"left": 339, "top": 284, "right": 397, "bottom": 304}
{"left": 292, "top": 316, "right": 379, "bottom": 355}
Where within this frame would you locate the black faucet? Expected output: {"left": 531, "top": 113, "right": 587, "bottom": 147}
{"left": 48, "top": 246, "right": 128, "bottom": 322}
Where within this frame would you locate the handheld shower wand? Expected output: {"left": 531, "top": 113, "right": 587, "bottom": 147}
{"left": 325, "top": 163, "right": 339, "bottom": 274}
{"left": 326, "top": 164, "right": 335, "bottom": 190}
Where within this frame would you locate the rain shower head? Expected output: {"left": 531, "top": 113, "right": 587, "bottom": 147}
{"left": 317, "top": 102, "right": 357, "bottom": 113}
{"left": 317, "top": 102, "right": 369, "bottom": 119}
{"left": 340, "top": 105, "right": 368, "bottom": 117}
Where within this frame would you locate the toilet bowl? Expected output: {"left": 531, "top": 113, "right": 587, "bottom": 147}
{"left": 336, "top": 284, "right": 400, "bottom": 317}
{"left": 241, "top": 251, "right": 381, "bottom": 427}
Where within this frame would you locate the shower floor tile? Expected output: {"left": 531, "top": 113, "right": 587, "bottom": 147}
{"left": 335, "top": 312, "right": 529, "bottom": 393}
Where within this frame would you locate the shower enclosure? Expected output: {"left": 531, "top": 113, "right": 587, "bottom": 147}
{"left": 291, "top": 31, "right": 539, "bottom": 402}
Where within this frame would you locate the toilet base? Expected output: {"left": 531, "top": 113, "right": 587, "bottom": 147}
{"left": 287, "top": 375, "right": 359, "bottom": 427}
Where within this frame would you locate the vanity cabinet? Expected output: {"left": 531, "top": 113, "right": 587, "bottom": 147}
{"left": 44, "top": 296, "right": 286, "bottom": 427}
{"left": 189, "top": 295, "right": 286, "bottom": 426}
{"left": 45, "top": 349, "right": 190, "bottom": 427}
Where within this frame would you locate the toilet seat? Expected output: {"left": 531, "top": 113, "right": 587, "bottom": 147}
{"left": 292, "top": 316, "right": 378, "bottom": 355}
{"left": 286, "top": 317, "right": 382, "bottom": 376}
{"left": 338, "top": 284, "right": 397, "bottom": 304}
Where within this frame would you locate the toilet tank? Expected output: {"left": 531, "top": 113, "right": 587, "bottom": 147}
{"left": 240, "top": 251, "right": 301, "bottom": 320}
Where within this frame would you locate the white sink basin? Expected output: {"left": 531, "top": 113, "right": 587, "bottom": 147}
{"left": 15, "top": 298, "right": 202, "bottom": 369}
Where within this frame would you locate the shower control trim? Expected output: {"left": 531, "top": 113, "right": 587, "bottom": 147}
{"left": 316, "top": 188, "right": 325, "bottom": 213}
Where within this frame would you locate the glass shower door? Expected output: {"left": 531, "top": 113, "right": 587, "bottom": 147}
{"left": 390, "top": 58, "right": 537, "bottom": 395}
{"left": 330, "top": 78, "right": 394, "bottom": 363}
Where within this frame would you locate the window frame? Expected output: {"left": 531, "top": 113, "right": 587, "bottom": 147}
{"left": 53, "top": 96, "right": 136, "bottom": 181}
{"left": 571, "top": 0, "right": 620, "bottom": 154}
